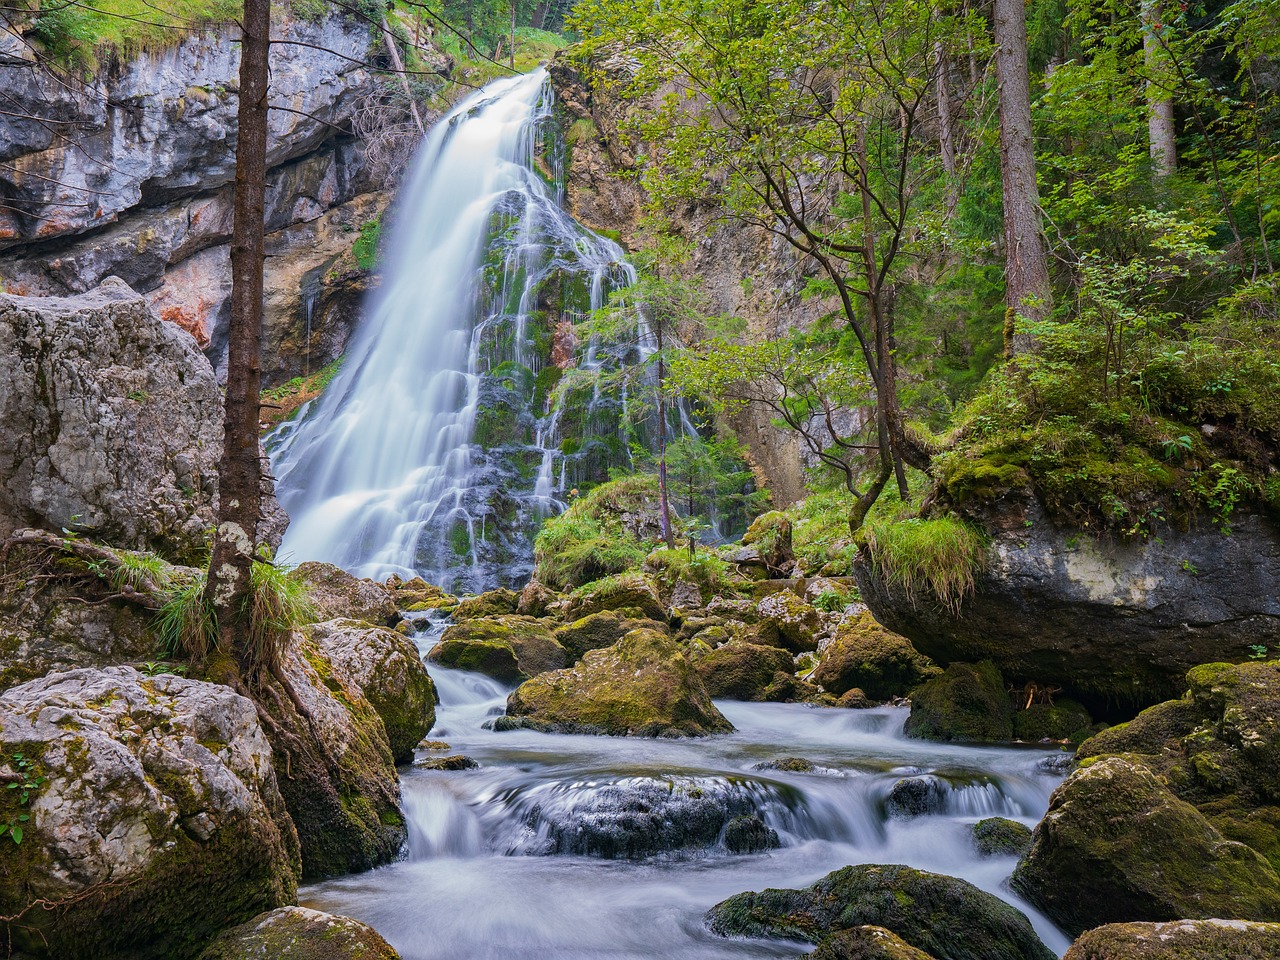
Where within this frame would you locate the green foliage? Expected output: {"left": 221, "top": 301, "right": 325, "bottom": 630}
{"left": 644, "top": 545, "right": 731, "bottom": 598}
{"left": 858, "top": 516, "right": 986, "bottom": 615}
{"left": 351, "top": 216, "right": 383, "bottom": 272}
{"left": 533, "top": 476, "right": 661, "bottom": 589}
{"left": 155, "top": 569, "right": 217, "bottom": 662}
{"left": 0, "top": 753, "right": 45, "bottom": 845}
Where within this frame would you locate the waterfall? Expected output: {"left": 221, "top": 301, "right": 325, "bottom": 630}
{"left": 269, "top": 69, "right": 644, "bottom": 590}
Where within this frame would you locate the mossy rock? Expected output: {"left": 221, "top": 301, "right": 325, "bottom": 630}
{"left": 722, "top": 815, "right": 780, "bottom": 854}
{"left": 904, "top": 661, "right": 1013, "bottom": 742}
{"left": 1011, "top": 756, "right": 1280, "bottom": 936}
{"left": 429, "top": 616, "right": 568, "bottom": 683}
{"left": 760, "top": 671, "right": 833, "bottom": 704}
{"left": 1013, "top": 698, "right": 1093, "bottom": 742}
{"left": 554, "top": 610, "right": 668, "bottom": 661}
{"left": 452, "top": 588, "right": 520, "bottom": 621}
{"left": 813, "top": 612, "right": 940, "bottom": 700}
{"left": 755, "top": 591, "right": 822, "bottom": 653}
{"left": 504, "top": 628, "right": 734, "bottom": 737}
{"left": 1063, "top": 919, "right": 1280, "bottom": 959}
{"left": 694, "top": 641, "right": 795, "bottom": 700}
{"left": 198, "top": 906, "right": 400, "bottom": 960}
{"left": 289, "top": 562, "right": 396, "bottom": 626}
{"left": 810, "top": 927, "right": 937, "bottom": 960}
{"left": 972, "top": 817, "right": 1033, "bottom": 858}
{"left": 1076, "top": 698, "right": 1199, "bottom": 765}
{"left": 428, "top": 638, "right": 523, "bottom": 683}
{"left": 564, "top": 573, "right": 666, "bottom": 622}
{"left": 741, "top": 511, "right": 795, "bottom": 572}
{"left": 753, "top": 757, "right": 817, "bottom": 772}
{"left": 705, "top": 863, "right": 1055, "bottom": 960}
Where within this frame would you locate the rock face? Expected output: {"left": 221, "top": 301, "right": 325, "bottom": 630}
{"left": 813, "top": 612, "right": 939, "bottom": 700}
{"left": 504, "top": 628, "right": 734, "bottom": 736}
{"left": 855, "top": 496, "right": 1280, "bottom": 704}
{"left": 0, "top": 279, "right": 221, "bottom": 561}
{"left": 0, "top": 667, "right": 299, "bottom": 960}
{"left": 1011, "top": 756, "right": 1280, "bottom": 935}
{"left": 308, "top": 618, "right": 437, "bottom": 763}
{"left": 1062, "top": 919, "right": 1280, "bottom": 960}
{"left": 198, "top": 906, "right": 400, "bottom": 960}
{"left": 705, "top": 863, "right": 1055, "bottom": 960}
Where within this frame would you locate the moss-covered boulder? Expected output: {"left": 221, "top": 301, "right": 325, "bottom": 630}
{"left": 262, "top": 634, "right": 405, "bottom": 880}
{"left": 554, "top": 610, "right": 669, "bottom": 661}
{"left": 811, "top": 927, "right": 937, "bottom": 960}
{"left": 1011, "top": 756, "right": 1280, "bottom": 935}
{"left": 1013, "top": 698, "right": 1094, "bottom": 742}
{"left": 722, "top": 815, "right": 781, "bottom": 854}
{"left": 387, "top": 576, "right": 455, "bottom": 612}
{"left": 0, "top": 667, "right": 299, "bottom": 960}
{"left": 428, "top": 616, "right": 568, "bottom": 683}
{"left": 1062, "top": 918, "right": 1280, "bottom": 960}
{"left": 563, "top": 573, "right": 666, "bottom": 622}
{"left": 756, "top": 590, "right": 822, "bottom": 653}
{"left": 308, "top": 618, "right": 437, "bottom": 764}
{"left": 904, "top": 661, "right": 1013, "bottom": 742}
{"left": 742, "top": 511, "right": 795, "bottom": 573}
{"left": 813, "top": 612, "right": 940, "bottom": 700}
{"left": 693, "top": 641, "right": 795, "bottom": 700}
{"left": 289, "top": 562, "right": 396, "bottom": 626}
{"left": 451, "top": 588, "right": 520, "bottom": 621}
{"left": 504, "top": 628, "right": 734, "bottom": 737}
{"left": 972, "top": 817, "right": 1033, "bottom": 858}
{"left": 198, "top": 906, "right": 400, "bottom": 960}
{"left": 705, "top": 863, "right": 1055, "bottom": 960}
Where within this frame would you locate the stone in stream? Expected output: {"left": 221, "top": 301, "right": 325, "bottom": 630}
{"left": 811, "top": 926, "right": 938, "bottom": 960}
{"left": 1062, "top": 918, "right": 1280, "bottom": 960}
{"left": 971, "top": 817, "right": 1033, "bottom": 858}
{"left": 451, "top": 587, "right": 520, "bottom": 620}
{"left": 884, "top": 776, "right": 946, "bottom": 818}
{"left": 0, "top": 667, "right": 299, "bottom": 960}
{"left": 903, "top": 661, "right": 1014, "bottom": 742}
{"left": 1011, "top": 756, "right": 1280, "bottom": 935}
{"left": 198, "top": 906, "right": 400, "bottom": 960}
{"left": 693, "top": 640, "right": 796, "bottom": 700}
{"left": 705, "top": 863, "right": 1055, "bottom": 960}
{"left": 429, "top": 615, "right": 569, "bottom": 683}
{"left": 414, "top": 755, "right": 479, "bottom": 771}
{"left": 503, "top": 628, "right": 734, "bottom": 737}
{"left": 753, "top": 757, "right": 817, "bottom": 773}
{"left": 721, "top": 814, "right": 781, "bottom": 854}
{"left": 812, "top": 611, "right": 940, "bottom": 700}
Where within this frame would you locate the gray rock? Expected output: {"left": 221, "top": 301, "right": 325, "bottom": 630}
{"left": 199, "top": 906, "right": 400, "bottom": 960}
{"left": 0, "top": 666, "right": 299, "bottom": 959}
{"left": 290, "top": 561, "right": 397, "bottom": 626}
{"left": 1063, "top": 918, "right": 1280, "bottom": 960}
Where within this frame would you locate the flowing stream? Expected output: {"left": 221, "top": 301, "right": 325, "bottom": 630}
{"left": 303, "top": 665, "right": 1073, "bottom": 959}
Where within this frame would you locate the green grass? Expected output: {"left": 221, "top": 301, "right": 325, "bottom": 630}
{"left": 260, "top": 357, "right": 343, "bottom": 428}
{"left": 857, "top": 515, "right": 986, "bottom": 615}
{"left": 533, "top": 476, "right": 661, "bottom": 590}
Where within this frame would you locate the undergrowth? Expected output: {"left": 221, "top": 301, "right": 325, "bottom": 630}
{"left": 533, "top": 475, "right": 662, "bottom": 590}
{"left": 857, "top": 515, "right": 987, "bottom": 615}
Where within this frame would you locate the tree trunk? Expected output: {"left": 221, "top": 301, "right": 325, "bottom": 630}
{"left": 204, "top": 0, "right": 271, "bottom": 670}
{"left": 381, "top": 15, "right": 425, "bottom": 137}
{"left": 1141, "top": 0, "right": 1177, "bottom": 177}
{"left": 934, "top": 40, "right": 958, "bottom": 218}
{"left": 993, "top": 0, "right": 1053, "bottom": 355}
{"left": 510, "top": 0, "right": 517, "bottom": 69}
{"left": 655, "top": 324, "right": 675, "bottom": 550}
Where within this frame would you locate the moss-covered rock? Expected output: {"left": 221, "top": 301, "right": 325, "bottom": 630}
{"left": 693, "top": 641, "right": 795, "bottom": 700}
{"left": 554, "top": 610, "right": 668, "bottom": 661}
{"left": 759, "top": 671, "right": 834, "bottom": 704}
{"left": 813, "top": 612, "right": 940, "bottom": 700}
{"left": 428, "top": 616, "right": 568, "bottom": 683}
{"left": 307, "top": 618, "right": 437, "bottom": 764}
{"left": 413, "top": 755, "right": 479, "bottom": 771}
{"left": 741, "top": 511, "right": 795, "bottom": 574}
{"left": 452, "top": 588, "right": 520, "bottom": 621}
{"left": 1013, "top": 698, "right": 1094, "bottom": 742}
{"left": 387, "top": 576, "right": 454, "bottom": 611}
{"left": 904, "top": 661, "right": 1013, "bottom": 742}
{"left": 289, "top": 562, "right": 396, "bottom": 626}
{"left": 504, "top": 628, "right": 734, "bottom": 737}
{"left": 563, "top": 573, "right": 666, "bottom": 622}
{"left": 198, "top": 906, "right": 400, "bottom": 960}
{"left": 972, "top": 817, "right": 1033, "bottom": 858}
{"left": 1062, "top": 918, "right": 1280, "bottom": 960}
{"left": 756, "top": 590, "right": 822, "bottom": 653}
{"left": 1011, "top": 756, "right": 1280, "bottom": 935}
{"left": 722, "top": 815, "right": 781, "bottom": 854}
{"left": 810, "top": 927, "right": 938, "bottom": 960}
{"left": 0, "top": 667, "right": 299, "bottom": 960}
{"left": 705, "top": 863, "right": 1055, "bottom": 960}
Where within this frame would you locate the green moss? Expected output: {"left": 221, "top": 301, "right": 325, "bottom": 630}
{"left": 533, "top": 476, "right": 663, "bottom": 590}
{"left": 1013, "top": 699, "right": 1093, "bottom": 742}
{"left": 971, "top": 817, "right": 1033, "bottom": 858}
{"left": 812, "top": 612, "right": 940, "bottom": 700}
{"left": 904, "top": 661, "right": 1013, "bottom": 742}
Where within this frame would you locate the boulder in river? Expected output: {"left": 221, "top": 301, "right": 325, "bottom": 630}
{"left": 693, "top": 640, "right": 796, "bottom": 700}
{"left": 810, "top": 926, "right": 938, "bottom": 960}
{"left": 504, "top": 628, "right": 734, "bottom": 736}
{"left": 198, "top": 906, "right": 400, "bottom": 960}
{"left": 1062, "top": 918, "right": 1280, "bottom": 960}
{"left": 705, "top": 862, "right": 1056, "bottom": 960}
{"left": 903, "top": 661, "right": 1014, "bottom": 742}
{"left": 429, "top": 615, "right": 569, "bottom": 683}
{"left": 0, "top": 667, "right": 299, "bottom": 960}
{"left": 971, "top": 817, "right": 1033, "bottom": 858}
{"left": 813, "top": 611, "right": 940, "bottom": 700}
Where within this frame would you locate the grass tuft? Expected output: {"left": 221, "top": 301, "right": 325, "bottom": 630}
{"left": 858, "top": 515, "right": 986, "bottom": 616}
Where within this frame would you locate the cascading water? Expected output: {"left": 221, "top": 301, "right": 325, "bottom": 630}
{"left": 269, "top": 69, "right": 645, "bottom": 590}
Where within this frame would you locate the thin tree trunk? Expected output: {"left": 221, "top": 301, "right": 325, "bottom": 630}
{"left": 993, "top": 0, "right": 1052, "bottom": 355}
{"left": 1141, "top": 0, "right": 1177, "bottom": 177}
{"left": 510, "top": 0, "right": 517, "bottom": 69}
{"left": 655, "top": 324, "right": 675, "bottom": 550}
{"left": 934, "top": 41, "right": 958, "bottom": 218}
{"left": 381, "top": 15, "right": 425, "bottom": 137}
{"left": 205, "top": 0, "right": 271, "bottom": 668}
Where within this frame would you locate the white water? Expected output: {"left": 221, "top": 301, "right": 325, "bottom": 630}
{"left": 303, "top": 666, "right": 1073, "bottom": 959}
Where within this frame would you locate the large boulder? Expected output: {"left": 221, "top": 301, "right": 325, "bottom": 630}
{"left": 503, "top": 628, "right": 734, "bottom": 737}
{"left": 693, "top": 641, "right": 795, "bottom": 700}
{"left": 756, "top": 590, "right": 822, "bottom": 652}
{"left": 307, "top": 618, "right": 437, "bottom": 763}
{"left": 705, "top": 863, "right": 1055, "bottom": 960}
{"left": 198, "top": 906, "right": 400, "bottom": 960}
{"left": 0, "top": 279, "right": 221, "bottom": 563}
{"left": 260, "top": 634, "right": 404, "bottom": 879}
{"left": 289, "top": 562, "right": 396, "bottom": 626}
{"left": 1011, "top": 756, "right": 1280, "bottom": 935}
{"left": 813, "top": 612, "right": 940, "bottom": 699}
{"left": 428, "top": 616, "right": 569, "bottom": 683}
{"left": 554, "top": 609, "right": 668, "bottom": 661}
{"left": 811, "top": 927, "right": 937, "bottom": 960}
{"left": 855, "top": 496, "right": 1280, "bottom": 704}
{"left": 904, "top": 661, "right": 1014, "bottom": 742}
{"left": 0, "top": 667, "right": 299, "bottom": 959}
{"left": 563, "top": 573, "right": 667, "bottom": 622}
{"left": 1062, "top": 918, "right": 1280, "bottom": 960}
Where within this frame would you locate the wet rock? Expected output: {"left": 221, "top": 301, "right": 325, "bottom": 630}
{"left": 813, "top": 612, "right": 940, "bottom": 700}
{"left": 811, "top": 927, "right": 938, "bottom": 960}
{"left": 563, "top": 573, "right": 667, "bottom": 622}
{"left": 198, "top": 906, "right": 400, "bottom": 960}
{"left": 884, "top": 776, "right": 946, "bottom": 818}
{"left": 261, "top": 634, "right": 404, "bottom": 880}
{"left": 756, "top": 591, "right": 822, "bottom": 653}
{"left": 722, "top": 815, "right": 781, "bottom": 854}
{"left": 429, "top": 615, "right": 569, "bottom": 683}
{"left": 760, "top": 672, "right": 833, "bottom": 704}
{"left": 836, "top": 688, "right": 877, "bottom": 709}
{"left": 1037, "top": 752, "right": 1077, "bottom": 775}
{"left": 1011, "top": 756, "right": 1280, "bottom": 935}
{"left": 972, "top": 817, "right": 1033, "bottom": 857}
{"left": 753, "top": 757, "right": 816, "bottom": 772}
{"left": 706, "top": 863, "right": 1055, "bottom": 960}
{"left": 504, "top": 628, "right": 733, "bottom": 737}
{"left": 693, "top": 641, "right": 795, "bottom": 700}
{"left": 1062, "top": 918, "right": 1280, "bottom": 960}
{"left": 554, "top": 610, "right": 669, "bottom": 661}
{"left": 0, "top": 667, "right": 299, "bottom": 959}
{"left": 452, "top": 588, "right": 521, "bottom": 621}
{"left": 1013, "top": 698, "right": 1093, "bottom": 742}
{"left": 289, "top": 562, "right": 396, "bottom": 626}
{"left": 0, "top": 279, "right": 221, "bottom": 563}
{"left": 904, "top": 662, "right": 1014, "bottom": 742}
{"left": 413, "top": 755, "right": 479, "bottom": 771}
{"left": 307, "top": 618, "right": 437, "bottom": 764}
